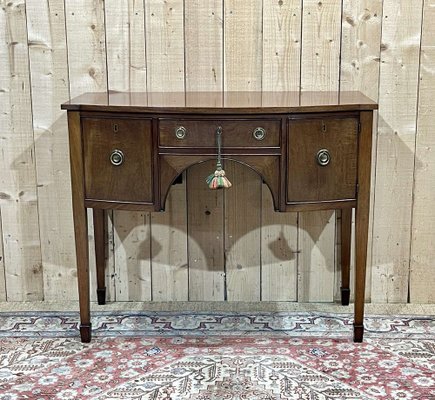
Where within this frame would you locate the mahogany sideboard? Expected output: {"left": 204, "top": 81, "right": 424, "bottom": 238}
{"left": 61, "top": 91, "right": 378, "bottom": 343}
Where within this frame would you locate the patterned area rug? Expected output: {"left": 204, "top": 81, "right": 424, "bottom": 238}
{"left": 0, "top": 312, "right": 434, "bottom": 399}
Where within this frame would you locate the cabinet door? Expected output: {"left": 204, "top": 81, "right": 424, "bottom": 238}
{"left": 287, "top": 116, "right": 358, "bottom": 203}
{"left": 82, "top": 117, "right": 153, "bottom": 203}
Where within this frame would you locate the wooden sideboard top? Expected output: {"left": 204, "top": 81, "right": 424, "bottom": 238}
{"left": 61, "top": 91, "right": 378, "bottom": 114}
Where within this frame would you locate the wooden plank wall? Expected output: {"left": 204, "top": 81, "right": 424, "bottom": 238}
{"left": 410, "top": 0, "right": 435, "bottom": 303}
{"left": 371, "top": 0, "right": 424, "bottom": 303}
{"left": 0, "top": 0, "right": 434, "bottom": 304}
{"left": 0, "top": 0, "right": 43, "bottom": 301}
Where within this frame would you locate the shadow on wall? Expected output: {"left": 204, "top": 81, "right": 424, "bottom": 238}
{"left": 111, "top": 160, "right": 300, "bottom": 263}
{"left": 109, "top": 158, "right": 302, "bottom": 301}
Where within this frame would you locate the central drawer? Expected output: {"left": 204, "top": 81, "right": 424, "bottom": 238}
{"left": 158, "top": 119, "right": 281, "bottom": 148}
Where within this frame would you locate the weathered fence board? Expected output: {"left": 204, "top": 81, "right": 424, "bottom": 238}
{"left": 371, "top": 0, "right": 423, "bottom": 303}
{"left": 0, "top": 0, "right": 43, "bottom": 301}
{"left": 410, "top": 0, "right": 435, "bottom": 303}
{"left": 26, "top": 0, "right": 77, "bottom": 301}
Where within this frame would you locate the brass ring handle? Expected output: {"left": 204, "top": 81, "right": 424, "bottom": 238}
{"left": 175, "top": 126, "right": 187, "bottom": 139}
{"left": 316, "top": 149, "right": 331, "bottom": 166}
{"left": 253, "top": 127, "right": 266, "bottom": 140}
{"left": 110, "top": 149, "right": 124, "bottom": 166}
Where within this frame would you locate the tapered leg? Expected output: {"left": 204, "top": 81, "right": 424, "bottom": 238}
{"left": 353, "top": 202, "right": 369, "bottom": 342}
{"left": 340, "top": 208, "right": 352, "bottom": 306}
{"left": 353, "top": 111, "right": 373, "bottom": 343}
{"left": 68, "top": 112, "right": 91, "bottom": 343}
{"left": 73, "top": 206, "right": 91, "bottom": 343}
{"left": 93, "top": 208, "right": 106, "bottom": 305}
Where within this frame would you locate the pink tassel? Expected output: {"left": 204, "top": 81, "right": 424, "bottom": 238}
{"left": 206, "top": 169, "right": 232, "bottom": 189}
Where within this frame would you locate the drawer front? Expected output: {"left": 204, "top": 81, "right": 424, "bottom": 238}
{"left": 287, "top": 116, "right": 358, "bottom": 202}
{"left": 83, "top": 117, "right": 153, "bottom": 203}
{"left": 159, "top": 119, "right": 280, "bottom": 148}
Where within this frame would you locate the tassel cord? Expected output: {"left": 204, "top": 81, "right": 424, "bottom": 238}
{"left": 216, "top": 126, "right": 223, "bottom": 170}
{"left": 205, "top": 125, "right": 232, "bottom": 189}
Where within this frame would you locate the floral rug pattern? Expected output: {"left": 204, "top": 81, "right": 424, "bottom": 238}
{"left": 0, "top": 311, "right": 433, "bottom": 338}
{"left": 0, "top": 312, "right": 433, "bottom": 399}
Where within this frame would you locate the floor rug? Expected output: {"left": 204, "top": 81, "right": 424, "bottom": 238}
{"left": 0, "top": 312, "right": 433, "bottom": 399}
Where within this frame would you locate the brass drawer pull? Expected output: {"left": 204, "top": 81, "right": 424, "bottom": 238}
{"left": 175, "top": 126, "right": 187, "bottom": 139}
{"left": 110, "top": 149, "right": 124, "bottom": 166}
{"left": 316, "top": 149, "right": 331, "bottom": 166}
{"left": 253, "top": 127, "right": 266, "bottom": 140}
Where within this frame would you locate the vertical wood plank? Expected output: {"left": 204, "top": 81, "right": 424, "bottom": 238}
{"left": 145, "top": 0, "right": 185, "bottom": 92}
{"left": 65, "top": 0, "right": 111, "bottom": 302}
{"left": 299, "top": 0, "right": 342, "bottom": 302}
{"left": 225, "top": 162, "right": 262, "bottom": 301}
{"left": 410, "top": 0, "right": 435, "bottom": 303}
{"left": 339, "top": 0, "right": 382, "bottom": 302}
{"left": 185, "top": 0, "right": 224, "bottom": 301}
{"left": 185, "top": 0, "right": 223, "bottom": 92}
{"left": 0, "top": 209, "right": 6, "bottom": 300}
{"left": 146, "top": 0, "right": 187, "bottom": 301}
{"left": 26, "top": 0, "right": 78, "bottom": 301}
{"left": 224, "top": 0, "right": 263, "bottom": 301}
{"left": 261, "top": 185, "right": 298, "bottom": 301}
{"left": 152, "top": 180, "right": 188, "bottom": 301}
{"left": 298, "top": 211, "right": 336, "bottom": 301}
{"left": 0, "top": 0, "right": 43, "bottom": 301}
{"left": 262, "top": 0, "right": 301, "bottom": 91}
{"left": 340, "top": 0, "right": 382, "bottom": 97}
{"left": 261, "top": 0, "right": 301, "bottom": 301}
{"left": 105, "top": 0, "right": 150, "bottom": 301}
{"left": 300, "top": 0, "right": 342, "bottom": 91}
{"left": 65, "top": 0, "right": 107, "bottom": 97}
{"left": 224, "top": 0, "right": 263, "bottom": 91}
{"left": 114, "top": 212, "right": 151, "bottom": 301}
{"left": 105, "top": 0, "right": 147, "bottom": 90}
{"left": 187, "top": 162, "right": 225, "bottom": 301}
{"left": 371, "top": 0, "right": 423, "bottom": 303}
{"left": 0, "top": 7, "right": 6, "bottom": 302}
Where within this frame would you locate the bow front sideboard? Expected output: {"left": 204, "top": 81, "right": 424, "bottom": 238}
{"left": 61, "top": 91, "right": 378, "bottom": 343}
